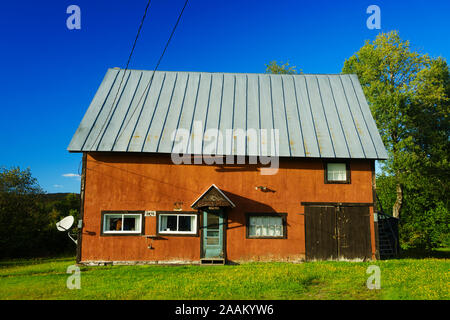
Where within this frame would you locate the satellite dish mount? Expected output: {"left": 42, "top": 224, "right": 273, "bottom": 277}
{"left": 56, "top": 216, "right": 77, "bottom": 245}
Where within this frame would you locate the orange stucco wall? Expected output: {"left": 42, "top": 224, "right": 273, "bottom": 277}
{"left": 80, "top": 153, "right": 376, "bottom": 263}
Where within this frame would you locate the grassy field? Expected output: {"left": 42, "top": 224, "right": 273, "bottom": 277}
{"left": 0, "top": 256, "right": 448, "bottom": 300}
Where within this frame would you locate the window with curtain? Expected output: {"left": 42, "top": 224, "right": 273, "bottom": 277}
{"left": 326, "top": 163, "right": 348, "bottom": 182}
{"left": 102, "top": 213, "right": 142, "bottom": 234}
{"left": 247, "top": 214, "right": 285, "bottom": 238}
{"left": 158, "top": 214, "right": 197, "bottom": 234}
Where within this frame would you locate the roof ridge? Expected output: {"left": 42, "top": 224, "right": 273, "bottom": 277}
{"left": 110, "top": 67, "right": 353, "bottom": 77}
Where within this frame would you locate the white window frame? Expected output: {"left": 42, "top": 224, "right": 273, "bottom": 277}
{"left": 102, "top": 213, "right": 142, "bottom": 234}
{"left": 158, "top": 213, "right": 197, "bottom": 235}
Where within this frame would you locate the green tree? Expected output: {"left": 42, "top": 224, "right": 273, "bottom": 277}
{"left": 0, "top": 167, "right": 80, "bottom": 258}
{"left": 342, "top": 31, "right": 449, "bottom": 220}
{"left": 0, "top": 167, "right": 46, "bottom": 257}
{"left": 265, "top": 61, "right": 301, "bottom": 74}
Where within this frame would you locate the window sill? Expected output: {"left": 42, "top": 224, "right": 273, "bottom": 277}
{"left": 101, "top": 232, "right": 143, "bottom": 236}
{"left": 324, "top": 180, "right": 351, "bottom": 184}
{"left": 247, "top": 236, "right": 286, "bottom": 239}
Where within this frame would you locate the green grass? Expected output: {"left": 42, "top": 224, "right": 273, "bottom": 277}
{"left": 0, "top": 257, "right": 448, "bottom": 300}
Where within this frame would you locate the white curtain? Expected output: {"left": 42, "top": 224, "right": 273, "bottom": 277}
{"left": 328, "top": 163, "right": 346, "bottom": 181}
{"left": 250, "top": 216, "right": 282, "bottom": 237}
{"left": 160, "top": 215, "right": 168, "bottom": 231}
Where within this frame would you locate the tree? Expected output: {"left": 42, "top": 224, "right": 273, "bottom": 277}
{"left": 0, "top": 167, "right": 46, "bottom": 257}
{"left": 342, "top": 31, "right": 449, "bottom": 219}
{"left": 0, "top": 166, "right": 43, "bottom": 194}
{"left": 265, "top": 61, "right": 301, "bottom": 75}
{"left": 0, "top": 167, "right": 80, "bottom": 258}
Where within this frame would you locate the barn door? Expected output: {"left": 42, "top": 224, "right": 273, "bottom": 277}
{"left": 305, "top": 205, "right": 372, "bottom": 261}
{"left": 304, "top": 206, "right": 338, "bottom": 260}
{"left": 336, "top": 206, "right": 371, "bottom": 260}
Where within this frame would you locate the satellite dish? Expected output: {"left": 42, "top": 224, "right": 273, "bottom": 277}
{"left": 56, "top": 216, "right": 74, "bottom": 231}
{"left": 56, "top": 216, "right": 77, "bottom": 245}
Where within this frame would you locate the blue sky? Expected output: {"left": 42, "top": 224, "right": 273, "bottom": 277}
{"left": 0, "top": 0, "right": 449, "bottom": 193}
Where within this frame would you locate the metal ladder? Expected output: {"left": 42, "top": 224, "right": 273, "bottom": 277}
{"left": 375, "top": 193, "right": 399, "bottom": 259}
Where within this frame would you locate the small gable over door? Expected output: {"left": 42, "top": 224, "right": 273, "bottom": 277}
{"left": 191, "top": 184, "right": 236, "bottom": 210}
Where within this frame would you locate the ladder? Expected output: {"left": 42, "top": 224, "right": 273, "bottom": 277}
{"left": 375, "top": 193, "right": 399, "bottom": 259}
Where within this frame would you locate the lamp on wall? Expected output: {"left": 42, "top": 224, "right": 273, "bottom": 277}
{"left": 255, "top": 186, "right": 267, "bottom": 191}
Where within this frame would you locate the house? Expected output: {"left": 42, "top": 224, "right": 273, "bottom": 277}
{"left": 68, "top": 68, "right": 388, "bottom": 265}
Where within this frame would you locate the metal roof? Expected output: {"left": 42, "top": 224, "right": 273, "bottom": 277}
{"left": 68, "top": 68, "right": 388, "bottom": 159}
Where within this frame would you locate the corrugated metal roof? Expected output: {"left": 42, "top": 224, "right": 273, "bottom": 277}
{"left": 68, "top": 68, "right": 388, "bottom": 159}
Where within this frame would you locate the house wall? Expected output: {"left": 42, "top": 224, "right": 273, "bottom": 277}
{"left": 80, "top": 153, "right": 376, "bottom": 264}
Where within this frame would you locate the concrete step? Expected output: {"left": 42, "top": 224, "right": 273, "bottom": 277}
{"left": 200, "top": 258, "right": 225, "bottom": 265}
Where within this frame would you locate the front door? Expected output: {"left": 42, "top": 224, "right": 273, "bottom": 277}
{"left": 202, "top": 209, "right": 224, "bottom": 258}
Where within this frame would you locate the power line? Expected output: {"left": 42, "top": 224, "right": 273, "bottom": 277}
{"left": 93, "top": 0, "right": 190, "bottom": 150}
{"left": 115, "top": 0, "right": 190, "bottom": 147}
{"left": 91, "top": 0, "right": 153, "bottom": 150}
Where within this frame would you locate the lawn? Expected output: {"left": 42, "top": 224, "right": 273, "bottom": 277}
{"left": 0, "top": 256, "right": 448, "bottom": 300}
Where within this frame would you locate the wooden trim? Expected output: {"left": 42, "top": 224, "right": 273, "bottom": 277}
{"left": 200, "top": 211, "right": 204, "bottom": 257}
{"left": 370, "top": 160, "right": 380, "bottom": 260}
{"left": 191, "top": 185, "right": 235, "bottom": 209}
{"left": 156, "top": 211, "right": 200, "bottom": 237}
{"left": 100, "top": 211, "right": 145, "bottom": 236}
{"left": 323, "top": 160, "right": 351, "bottom": 184}
{"left": 223, "top": 209, "right": 228, "bottom": 261}
{"left": 245, "top": 212, "right": 288, "bottom": 239}
{"left": 76, "top": 152, "right": 87, "bottom": 264}
{"left": 301, "top": 202, "right": 374, "bottom": 207}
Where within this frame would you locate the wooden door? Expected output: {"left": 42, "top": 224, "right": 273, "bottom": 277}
{"left": 336, "top": 206, "right": 371, "bottom": 260}
{"left": 305, "top": 205, "right": 372, "bottom": 261}
{"left": 305, "top": 206, "right": 337, "bottom": 260}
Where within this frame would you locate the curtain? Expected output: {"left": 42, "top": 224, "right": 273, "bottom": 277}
{"left": 328, "top": 163, "right": 346, "bottom": 181}
{"left": 249, "top": 216, "right": 283, "bottom": 237}
{"left": 160, "top": 215, "right": 168, "bottom": 231}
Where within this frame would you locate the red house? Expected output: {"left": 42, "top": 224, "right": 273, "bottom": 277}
{"left": 68, "top": 69, "right": 387, "bottom": 265}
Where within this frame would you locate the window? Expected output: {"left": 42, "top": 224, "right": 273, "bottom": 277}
{"left": 158, "top": 213, "right": 197, "bottom": 235}
{"left": 325, "top": 162, "right": 350, "bottom": 184}
{"left": 102, "top": 212, "right": 143, "bottom": 235}
{"left": 246, "top": 213, "right": 287, "bottom": 238}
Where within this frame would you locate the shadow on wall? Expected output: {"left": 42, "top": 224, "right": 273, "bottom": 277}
{"left": 217, "top": 189, "right": 290, "bottom": 230}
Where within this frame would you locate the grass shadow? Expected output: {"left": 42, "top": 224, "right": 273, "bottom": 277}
{"left": 394, "top": 247, "right": 450, "bottom": 260}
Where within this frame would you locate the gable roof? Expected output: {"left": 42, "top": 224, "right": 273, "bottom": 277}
{"left": 68, "top": 68, "right": 388, "bottom": 159}
{"left": 191, "top": 184, "right": 236, "bottom": 209}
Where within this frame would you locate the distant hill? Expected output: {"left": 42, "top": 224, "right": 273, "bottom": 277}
{"left": 41, "top": 193, "right": 80, "bottom": 203}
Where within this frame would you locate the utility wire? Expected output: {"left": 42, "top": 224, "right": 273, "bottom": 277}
{"left": 115, "top": 0, "right": 190, "bottom": 147}
{"left": 90, "top": 0, "right": 153, "bottom": 150}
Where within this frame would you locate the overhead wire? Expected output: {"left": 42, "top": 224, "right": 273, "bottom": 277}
{"left": 115, "top": 0, "right": 190, "bottom": 146}
{"left": 82, "top": 0, "right": 191, "bottom": 202}
{"left": 90, "top": 0, "right": 154, "bottom": 150}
